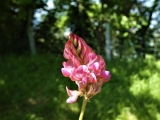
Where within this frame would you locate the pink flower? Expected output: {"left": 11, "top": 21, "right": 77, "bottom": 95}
{"left": 61, "top": 34, "right": 111, "bottom": 103}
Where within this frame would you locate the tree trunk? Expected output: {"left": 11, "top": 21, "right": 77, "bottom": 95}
{"left": 105, "top": 23, "right": 111, "bottom": 61}
{"left": 136, "top": 0, "right": 158, "bottom": 58}
{"left": 27, "top": 8, "right": 36, "bottom": 55}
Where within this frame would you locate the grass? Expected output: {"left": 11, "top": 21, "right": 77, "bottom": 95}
{"left": 0, "top": 54, "right": 160, "bottom": 120}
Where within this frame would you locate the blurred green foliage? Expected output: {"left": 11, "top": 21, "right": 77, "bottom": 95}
{"left": 0, "top": 54, "right": 160, "bottom": 120}
{"left": 1, "top": 1, "right": 160, "bottom": 119}
{"left": 0, "top": 0, "right": 160, "bottom": 58}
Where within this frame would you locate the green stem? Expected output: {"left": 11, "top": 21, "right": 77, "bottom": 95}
{"left": 78, "top": 96, "right": 88, "bottom": 120}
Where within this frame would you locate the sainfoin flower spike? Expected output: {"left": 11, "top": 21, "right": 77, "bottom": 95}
{"left": 61, "top": 33, "right": 111, "bottom": 104}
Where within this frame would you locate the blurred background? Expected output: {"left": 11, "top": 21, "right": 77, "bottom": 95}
{"left": 0, "top": 0, "right": 160, "bottom": 120}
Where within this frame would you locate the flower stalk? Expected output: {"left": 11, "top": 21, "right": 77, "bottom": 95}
{"left": 79, "top": 96, "right": 88, "bottom": 120}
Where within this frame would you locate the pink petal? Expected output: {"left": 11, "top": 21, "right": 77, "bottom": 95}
{"left": 61, "top": 61, "right": 74, "bottom": 77}
{"left": 63, "top": 41, "right": 72, "bottom": 59}
{"left": 97, "top": 55, "right": 106, "bottom": 70}
{"left": 76, "top": 81, "right": 84, "bottom": 90}
{"left": 86, "top": 85, "right": 95, "bottom": 95}
{"left": 100, "top": 71, "right": 110, "bottom": 77}
{"left": 70, "top": 70, "right": 78, "bottom": 81}
{"left": 88, "top": 62, "right": 100, "bottom": 73}
{"left": 76, "top": 65, "right": 87, "bottom": 76}
{"left": 62, "top": 61, "right": 73, "bottom": 68}
{"left": 79, "top": 42, "right": 87, "bottom": 58}
{"left": 93, "top": 62, "right": 100, "bottom": 70}
{"left": 99, "top": 71, "right": 111, "bottom": 81}
{"left": 89, "top": 73, "right": 97, "bottom": 83}
{"left": 69, "top": 55, "right": 81, "bottom": 67}
{"left": 61, "top": 68, "right": 71, "bottom": 77}
{"left": 66, "top": 87, "right": 82, "bottom": 96}
{"left": 66, "top": 95, "right": 79, "bottom": 103}
{"left": 88, "top": 53, "right": 97, "bottom": 64}
{"left": 82, "top": 77, "right": 87, "bottom": 87}
{"left": 83, "top": 48, "right": 93, "bottom": 63}
{"left": 70, "top": 65, "right": 87, "bottom": 80}
{"left": 66, "top": 87, "right": 82, "bottom": 103}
